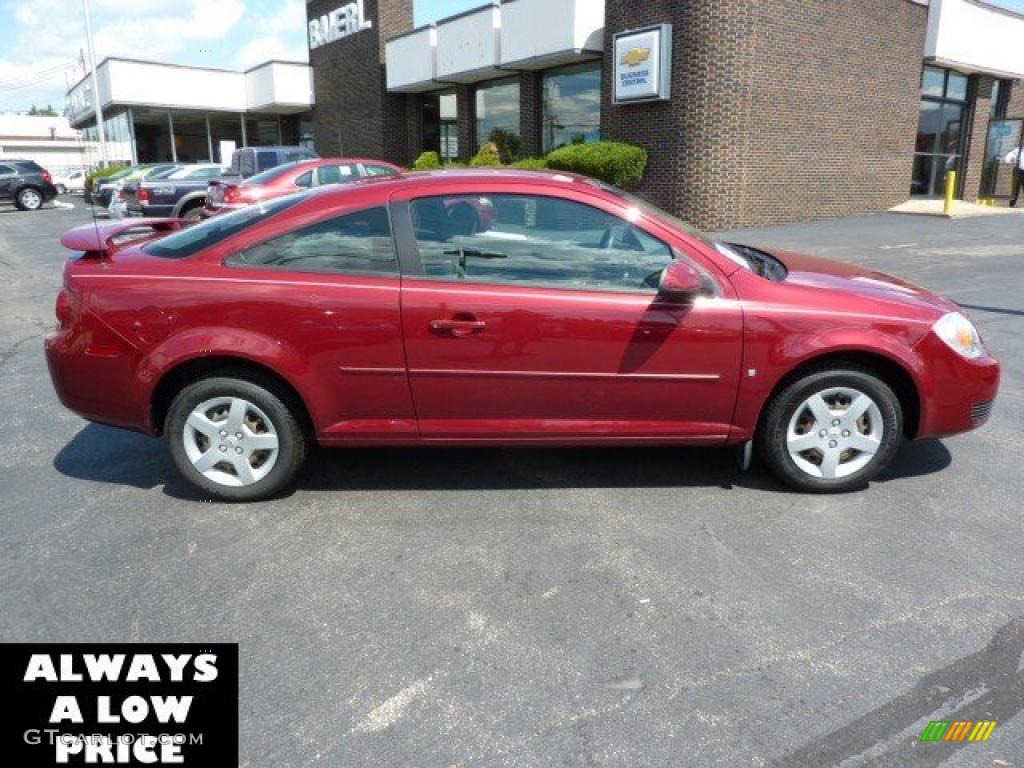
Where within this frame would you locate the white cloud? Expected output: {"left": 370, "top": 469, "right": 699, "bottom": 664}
{"left": 0, "top": 0, "right": 310, "bottom": 112}
{"left": 236, "top": 35, "right": 308, "bottom": 69}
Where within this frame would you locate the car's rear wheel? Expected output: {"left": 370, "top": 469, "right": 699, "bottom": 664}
{"left": 180, "top": 202, "right": 205, "bottom": 222}
{"left": 757, "top": 365, "right": 903, "bottom": 492}
{"left": 15, "top": 187, "right": 43, "bottom": 211}
{"left": 166, "top": 375, "right": 308, "bottom": 501}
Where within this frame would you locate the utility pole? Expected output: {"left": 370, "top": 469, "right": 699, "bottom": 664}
{"left": 81, "top": 0, "right": 107, "bottom": 167}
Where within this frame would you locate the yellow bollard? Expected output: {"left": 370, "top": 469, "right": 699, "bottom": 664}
{"left": 944, "top": 170, "right": 956, "bottom": 215}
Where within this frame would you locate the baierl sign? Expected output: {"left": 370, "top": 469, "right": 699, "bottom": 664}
{"left": 308, "top": 0, "right": 372, "bottom": 49}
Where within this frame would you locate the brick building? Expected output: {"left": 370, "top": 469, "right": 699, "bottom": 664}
{"left": 307, "top": 0, "right": 1024, "bottom": 229}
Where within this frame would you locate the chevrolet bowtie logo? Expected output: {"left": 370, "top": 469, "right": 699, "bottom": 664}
{"left": 620, "top": 47, "right": 650, "bottom": 66}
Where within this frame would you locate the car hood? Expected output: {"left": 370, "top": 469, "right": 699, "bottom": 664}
{"left": 769, "top": 249, "right": 960, "bottom": 317}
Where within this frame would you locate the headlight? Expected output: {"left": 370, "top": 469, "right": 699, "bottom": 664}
{"left": 933, "top": 312, "right": 985, "bottom": 359}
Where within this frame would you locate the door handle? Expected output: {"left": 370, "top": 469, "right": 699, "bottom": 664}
{"left": 429, "top": 315, "right": 486, "bottom": 337}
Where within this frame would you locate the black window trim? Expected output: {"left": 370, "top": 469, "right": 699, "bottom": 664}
{"left": 221, "top": 204, "right": 401, "bottom": 279}
{"left": 394, "top": 191, "right": 683, "bottom": 296}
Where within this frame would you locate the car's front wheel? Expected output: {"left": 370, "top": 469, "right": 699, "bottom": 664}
{"left": 757, "top": 365, "right": 903, "bottom": 492}
{"left": 166, "top": 374, "right": 308, "bottom": 501}
{"left": 15, "top": 187, "right": 44, "bottom": 211}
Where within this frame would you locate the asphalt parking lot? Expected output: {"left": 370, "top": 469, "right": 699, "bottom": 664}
{"left": 1, "top": 199, "right": 1022, "bottom": 767}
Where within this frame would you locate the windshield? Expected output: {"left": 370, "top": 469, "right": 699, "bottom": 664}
{"left": 149, "top": 166, "right": 184, "bottom": 180}
{"left": 143, "top": 194, "right": 306, "bottom": 259}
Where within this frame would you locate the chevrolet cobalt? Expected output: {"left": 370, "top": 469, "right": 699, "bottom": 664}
{"left": 46, "top": 170, "right": 999, "bottom": 500}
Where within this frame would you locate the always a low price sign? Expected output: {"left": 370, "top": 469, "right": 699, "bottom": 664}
{"left": 2, "top": 644, "right": 238, "bottom": 765}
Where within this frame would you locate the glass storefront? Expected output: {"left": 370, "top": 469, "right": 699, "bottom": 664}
{"left": 419, "top": 90, "right": 458, "bottom": 163}
{"left": 911, "top": 66, "right": 969, "bottom": 197}
{"left": 475, "top": 78, "right": 520, "bottom": 155}
{"left": 541, "top": 62, "right": 601, "bottom": 152}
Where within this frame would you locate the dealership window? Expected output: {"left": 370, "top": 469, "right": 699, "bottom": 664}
{"left": 911, "top": 67, "right": 970, "bottom": 197}
{"left": 991, "top": 79, "right": 1011, "bottom": 119}
{"left": 475, "top": 78, "right": 520, "bottom": 156}
{"left": 542, "top": 62, "right": 602, "bottom": 152}
{"left": 409, "top": 194, "right": 672, "bottom": 293}
{"left": 227, "top": 207, "right": 397, "bottom": 275}
{"left": 420, "top": 90, "right": 459, "bottom": 163}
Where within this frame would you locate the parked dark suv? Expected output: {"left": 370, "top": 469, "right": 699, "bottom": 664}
{"left": 0, "top": 159, "right": 59, "bottom": 211}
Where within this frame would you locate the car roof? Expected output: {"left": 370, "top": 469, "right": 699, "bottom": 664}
{"left": 304, "top": 168, "right": 595, "bottom": 202}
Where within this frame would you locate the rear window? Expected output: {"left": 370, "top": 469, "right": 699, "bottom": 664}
{"left": 15, "top": 161, "right": 42, "bottom": 173}
{"left": 143, "top": 194, "right": 305, "bottom": 259}
{"left": 256, "top": 151, "right": 278, "bottom": 172}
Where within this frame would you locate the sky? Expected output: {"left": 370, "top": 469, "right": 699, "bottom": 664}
{"left": 1, "top": 0, "right": 1023, "bottom": 114}
{"left": 0, "top": 0, "right": 481, "bottom": 114}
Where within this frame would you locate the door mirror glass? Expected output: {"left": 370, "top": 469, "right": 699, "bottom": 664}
{"left": 658, "top": 260, "right": 702, "bottom": 299}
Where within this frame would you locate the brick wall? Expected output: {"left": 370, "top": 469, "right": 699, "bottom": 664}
{"left": 962, "top": 76, "right": 995, "bottom": 202}
{"left": 1007, "top": 80, "right": 1024, "bottom": 118}
{"left": 307, "top": 0, "right": 413, "bottom": 161}
{"left": 602, "top": 0, "right": 928, "bottom": 230}
{"left": 456, "top": 84, "right": 475, "bottom": 162}
{"left": 519, "top": 72, "right": 542, "bottom": 159}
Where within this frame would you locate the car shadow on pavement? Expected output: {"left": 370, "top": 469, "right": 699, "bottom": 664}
{"left": 53, "top": 424, "right": 951, "bottom": 500}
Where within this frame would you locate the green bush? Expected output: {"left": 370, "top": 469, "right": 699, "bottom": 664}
{"left": 411, "top": 151, "right": 442, "bottom": 170}
{"left": 545, "top": 141, "right": 647, "bottom": 188}
{"left": 509, "top": 157, "right": 548, "bottom": 170}
{"left": 84, "top": 164, "right": 129, "bottom": 192}
{"left": 486, "top": 128, "right": 520, "bottom": 164}
{"left": 469, "top": 142, "right": 503, "bottom": 168}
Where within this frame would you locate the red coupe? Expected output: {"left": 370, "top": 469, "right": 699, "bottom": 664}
{"left": 46, "top": 170, "right": 1000, "bottom": 500}
{"left": 205, "top": 157, "right": 401, "bottom": 214}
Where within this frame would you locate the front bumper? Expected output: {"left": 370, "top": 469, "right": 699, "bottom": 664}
{"left": 915, "top": 332, "right": 1000, "bottom": 439}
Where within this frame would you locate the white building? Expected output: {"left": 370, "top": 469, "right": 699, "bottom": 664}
{"left": 65, "top": 58, "right": 315, "bottom": 166}
{"left": 0, "top": 115, "right": 117, "bottom": 175}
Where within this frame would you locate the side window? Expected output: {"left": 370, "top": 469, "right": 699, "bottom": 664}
{"left": 408, "top": 194, "right": 673, "bottom": 292}
{"left": 256, "top": 151, "right": 277, "bottom": 172}
{"left": 316, "top": 164, "right": 355, "bottom": 186}
{"left": 0, "top": 164, "right": 14, "bottom": 175}
{"left": 225, "top": 206, "right": 396, "bottom": 275}
{"left": 364, "top": 164, "right": 397, "bottom": 177}
{"left": 295, "top": 170, "right": 313, "bottom": 188}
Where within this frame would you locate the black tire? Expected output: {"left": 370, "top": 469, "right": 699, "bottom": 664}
{"left": 14, "top": 186, "right": 44, "bottom": 211}
{"left": 757, "top": 364, "right": 903, "bottom": 493}
{"left": 180, "top": 202, "right": 205, "bottom": 222}
{"left": 166, "top": 373, "right": 308, "bottom": 501}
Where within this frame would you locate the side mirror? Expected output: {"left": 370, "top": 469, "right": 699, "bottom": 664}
{"left": 658, "top": 260, "right": 702, "bottom": 300}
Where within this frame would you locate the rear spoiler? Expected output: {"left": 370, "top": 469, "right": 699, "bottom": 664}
{"left": 60, "top": 219, "right": 185, "bottom": 257}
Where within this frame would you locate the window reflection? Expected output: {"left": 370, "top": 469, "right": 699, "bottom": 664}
{"left": 542, "top": 62, "right": 602, "bottom": 152}
{"left": 475, "top": 78, "right": 521, "bottom": 155}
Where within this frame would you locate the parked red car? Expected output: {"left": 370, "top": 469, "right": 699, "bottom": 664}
{"left": 46, "top": 170, "right": 999, "bottom": 501}
{"left": 205, "top": 157, "right": 401, "bottom": 214}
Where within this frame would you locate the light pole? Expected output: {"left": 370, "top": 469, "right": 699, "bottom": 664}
{"left": 81, "top": 0, "right": 107, "bottom": 167}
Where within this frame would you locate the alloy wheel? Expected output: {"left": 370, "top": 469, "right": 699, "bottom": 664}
{"left": 19, "top": 189, "right": 42, "bottom": 210}
{"left": 182, "top": 396, "right": 280, "bottom": 487}
{"left": 785, "top": 387, "right": 883, "bottom": 480}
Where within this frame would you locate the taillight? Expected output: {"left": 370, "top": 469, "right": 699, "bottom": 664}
{"left": 224, "top": 185, "right": 242, "bottom": 204}
{"left": 55, "top": 290, "right": 74, "bottom": 329}
{"left": 138, "top": 188, "right": 151, "bottom": 204}
{"left": 42, "top": 171, "right": 52, "bottom": 184}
